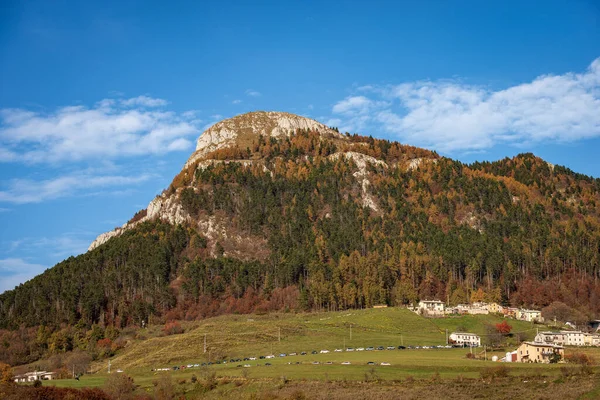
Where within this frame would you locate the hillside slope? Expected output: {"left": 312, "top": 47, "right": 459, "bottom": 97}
{"left": 2, "top": 111, "right": 600, "bottom": 331}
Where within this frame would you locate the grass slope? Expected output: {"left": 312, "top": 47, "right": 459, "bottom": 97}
{"left": 104, "top": 308, "right": 535, "bottom": 370}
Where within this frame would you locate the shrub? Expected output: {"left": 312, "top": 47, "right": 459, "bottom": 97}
{"left": 162, "top": 321, "right": 184, "bottom": 336}
{"left": 565, "top": 352, "right": 595, "bottom": 366}
{"left": 480, "top": 366, "right": 509, "bottom": 380}
{"left": 103, "top": 373, "right": 135, "bottom": 400}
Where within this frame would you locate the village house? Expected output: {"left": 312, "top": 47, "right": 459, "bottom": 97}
{"left": 583, "top": 333, "right": 600, "bottom": 346}
{"left": 517, "top": 309, "right": 543, "bottom": 322}
{"left": 535, "top": 331, "right": 566, "bottom": 345}
{"left": 503, "top": 307, "right": 518, "bottom": 318}
{"left": 13, "top": 371, "right": 55, "bottom": 383}
{"left": 449, "top": 332, "right": 481, "bottom": 347}
{"left": 417, "top": 300, "right": 445, "bottom": 316}
{"left": 563, "top": 331, "right": 585, "bottom": 346}
{"left": 516, "top": 342, "right": 564, "bottom": 363}
{"left": 486, "top": 302, "right": 504, "bottom": 314}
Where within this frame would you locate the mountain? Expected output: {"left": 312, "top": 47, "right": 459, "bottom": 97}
{"left": 2, "top": 111, "right": 600, "bottom": 333}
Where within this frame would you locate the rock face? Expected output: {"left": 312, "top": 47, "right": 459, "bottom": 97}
{"left": 89, "top": 111, "right": 344, "bottom": 251}
{"left": 184, "top": 111, "right": 344, "bottom": 167}
{"left": 88, "top": 192, "right": 189, "bottom": 251}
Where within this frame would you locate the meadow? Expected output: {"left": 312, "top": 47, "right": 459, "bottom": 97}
{"left": 40, "top": 308, "right": 600, "bottom": 399}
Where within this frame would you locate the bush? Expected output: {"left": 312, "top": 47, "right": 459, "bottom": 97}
{"left": 480, "top": 366, "right": 509, "bottom": 380}
{"left": 153, "top": 374, "right": 175, "bottom": 400}
{"left": 103, "top": 373, "right": 135, "bottom": 400}
{"left": 162, "top": 321, "right": 184, "bottom": 336}
{"left": 565, "top": 352, "right": 595, "bottom": 366}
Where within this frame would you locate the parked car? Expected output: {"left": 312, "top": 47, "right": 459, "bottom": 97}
{"left": 334, "top": 349, "right": 342, "bottom": 352}
{"left": 381, "top": 362, "right": 391, "bottom": 366}
{"left": 249, "top": 357, "right": 256, "bottom": 360}
{"left": 366, "top": 347, "right": 374, "bottom": 351}
{"left": 320, "top": 349, "right": 329, "bottom": 354}
{"left": 289, "top": 352, "right": 297, "bottom": 356}
{"left": 356, "top": 347, "right": 365, "bottom": 351}
{"left": 279, "top": 353, "right": 287, "bottom": 357}
{"left": 259, "top": 356, "right": 265, "bottom": 359}
{"left": 243, "top": 364, "right": 251, "bottom": 368}
{"left": 367, "top": 361, "right": 375, "bottom": 365}
{"left": 312, "top": 361, "right": 320, "bottom": 365}
{"left": 265, "top": 362, "right": 272, "bottom": 366}
{"left": 376, "top": 346, "right": 384, "bottom": 350}
{"left": 346, "top": 347, "right": 354, "bottom": 352}
{"left": 386, "top": 346, "right": 395, "bottom": 350}
{"left": 300, "top": 352, "right": 307, "bottom": 355}
{"left": 266, "top": 355, "right": 275, "bottom": 359}
{"left": 341, "top": 361, "right": 351, "bottom": 365}
{"left": 325, "top": 361, "right": 333, "bottom": 365}
{"left": 397, "top": 346, "right": 406, "bottom": 350}
{"left": 311, "top": 350, "right": 318, "bottom": 354}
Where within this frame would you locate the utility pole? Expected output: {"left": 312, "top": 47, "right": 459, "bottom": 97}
{"left": 344, "top": 338, "right": 346, "bottom": 350}
{"left": 401, "top": 334, "right": 403, "bottom": 346}
{"left": 72, "top": 364, "right": 75, "bottom": 379}
{"left": 446, "top": 329, "right": 448, "bottom": 345}
{"left": 108, "top": 360, "right": 111, "bottom": 374}
{"left": 350, "top": 324, "right": 352, "bottom": 341}
{"left": 278, "top": 327, "right": 281, "bottom": 343}
{"left": 204, "top": 334, "right": 207, "bottom": 353}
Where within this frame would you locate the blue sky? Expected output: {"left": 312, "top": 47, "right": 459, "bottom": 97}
{"left": 1, "top": 0, "right": 599, "bottom": 293}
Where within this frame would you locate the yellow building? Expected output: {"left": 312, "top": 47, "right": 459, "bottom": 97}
{"left": 516, "top": 342, "right": 564, "bottom": 363}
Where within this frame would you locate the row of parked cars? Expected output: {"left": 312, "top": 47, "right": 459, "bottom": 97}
{"left": 158, "top": 344, "right": 454, "bottom": 371}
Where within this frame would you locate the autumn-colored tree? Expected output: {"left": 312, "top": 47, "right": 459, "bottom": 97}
{"left": 103, "top": 373, "right": 136, "bottom": 400}
{"left": 470, "top": 287, "right": 486, "bottom": 303}
{"left": 495, "top": 321, "right": 512, "bottom": 334}
{"left": 0, "top": 362, "right": 14, "bottom": 384}
{"left": 162, "top": 321, "right": 184, "bottom": 336}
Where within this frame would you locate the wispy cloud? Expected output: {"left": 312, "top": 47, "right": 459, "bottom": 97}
{"left": 232, "top": 99, "right": 242, "bottom": 104}
{"left": 0, "top": 258, "right": 47, "bottom": 293}
{"left": 0, "top": 172, "right": 154, "bottom": 204}
{"left": 245, "top": 89, "right": 261, "bottom": 97}
{"left": 331, "top": 57, "right": 600, "bottom": 152}
{"left": 120, "top": 95, "right": 168, "bottom": 107}
{"left": 0, "top": 95, "right": 200, "bottom": 164}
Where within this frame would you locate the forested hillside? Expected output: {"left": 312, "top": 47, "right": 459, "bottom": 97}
{"left": 2, "top": 113, "right": 600, "bottom": 343}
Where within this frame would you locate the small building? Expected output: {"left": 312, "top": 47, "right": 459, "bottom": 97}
{"left": 516, "top": 342, "right": 564, "bottom": 363}
{"left": 583, "top": 333, "right": 600, "bottom": 346}
{"left": 535, "top": 331, "right": 566, "bottom": 345}
{"left": 563, "top": 331, "right": 585, "bottom": 346}
{"left": 449, "top": 332, "right": 481, "bottom": 347}
{"left": 14, "top": 371, "right": 55, "bottom": 383}
{"left": 503, "top": 307, "right": 518, "bottom": 318}
{"left": 487, "top": 302, "right": 504, "bottom": 314}
{"left": 418, "top": 300, "right": 445, "bottom": 316}
{"left": 517, "top": 309, "right": 543, "bottom": 323}
{"left": 373, "top": 304, "right": 388, "bottom": 309}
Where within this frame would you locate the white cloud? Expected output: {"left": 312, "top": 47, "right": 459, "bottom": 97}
{"left": 0, "top": 208, "right": 10, "bottom": 212}
{"left": 331, "top": 57, "right": 600, "bottom": 152}
{"left": 0, "top": 96, "right": 200, "bottom": 164}
{"left": 232, "top": 99, "right": 242, "bottom": 104}
{"left": 0, "top": 258, "right": 47, "bottom": 293}
{"left": 245, "top": 89, "right": 261, "bottom": 97}
{"left": 0, "top": 172, "right": 154, "bottom": 204}
{"left": 121, "top": 95, "right": 168, "bottom": 107}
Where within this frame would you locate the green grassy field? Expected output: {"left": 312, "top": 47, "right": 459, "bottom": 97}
{"left": 94, "top": 308, "right": 540, "bottom": 371}
{"left": 39, "top": 307, "right": 600, "bottom": 399}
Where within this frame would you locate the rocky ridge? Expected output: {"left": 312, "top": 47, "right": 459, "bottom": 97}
{"left": 89, "top": 111, "right": 346, "bottom": 251}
